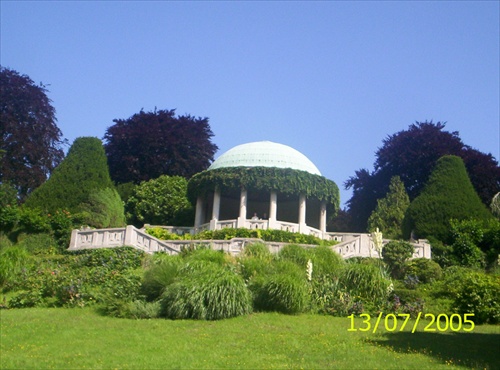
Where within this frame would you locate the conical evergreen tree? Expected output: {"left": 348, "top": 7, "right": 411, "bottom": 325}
{"left": 367, "top": 176, "right": 410, "bottom": 239}
{"left": 403, "top": 155, "right": 492, "bottom": 242}
{"left": 24, "top": 137, "right": 114, "bottom": 214}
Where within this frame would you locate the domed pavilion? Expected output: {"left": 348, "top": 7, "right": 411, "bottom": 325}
{"left": 187, "top": 141, "right": 340, "bottom": 238}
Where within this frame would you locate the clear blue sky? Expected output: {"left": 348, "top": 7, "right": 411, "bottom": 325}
{"left": 2, "top": 1, "right": 499, "bottom": 206}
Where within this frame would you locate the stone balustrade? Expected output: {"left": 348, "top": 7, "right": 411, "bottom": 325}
{"left": 69, "top": 224, "right": 431, "bottom": 259}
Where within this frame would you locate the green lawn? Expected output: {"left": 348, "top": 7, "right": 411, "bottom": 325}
{"left": 1, "top": 308, "right": 499, "bottom": 369}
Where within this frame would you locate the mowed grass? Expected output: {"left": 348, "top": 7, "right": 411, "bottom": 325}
{"left": 1, "top": 308, "right": 499, "bottom": 369}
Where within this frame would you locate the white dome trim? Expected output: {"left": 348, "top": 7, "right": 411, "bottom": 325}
{"left": 208, "top": 141, "right": 321, "bottom": 176}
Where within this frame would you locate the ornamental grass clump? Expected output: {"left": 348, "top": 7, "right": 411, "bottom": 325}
{"left": 242, "top": 242, "right": 272, "bottom": 260}
{"left": 339, "top": 262, "right": 392, "bottom": 311}
{"left": 278, "top": 244, "right": 312, "bottom": 267}
{"left": 252, "top": 260, "right": 309, "bottom": 314}
{"left": 0, "top": 245, "right": 30, "bottom": 287}
{"left": 183, "top": 248, "right": 229, "bottom": 266}
{"left": 309, "top": 246, "right": 345, "bottom": 278}
{"left": 141, "top": 255, "right": 183, "bottom": 301}
{"left": 160, "top": 261, "right": 252, "bottom": 320}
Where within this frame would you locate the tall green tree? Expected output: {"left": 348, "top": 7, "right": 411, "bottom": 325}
{"left": 345, "top": 121, "right": 499, "bottom": 232}
{"left": 367, "top": 176, "right": 410, "bottom": 239}
{"left": 24, "top": 137, "right": 114, "bottom": 214}
{"left": 0, "top": 66, "right": 66, "bottom": 200}
{"left": 403, "top": 155, "right": 493, "bottom": 242}
{"left": 103, "top": 109, "right": 218, "bottom": 184}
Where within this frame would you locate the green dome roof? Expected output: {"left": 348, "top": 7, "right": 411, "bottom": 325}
{"left": 208, "top": 141, "right": 321, "bottom": 175}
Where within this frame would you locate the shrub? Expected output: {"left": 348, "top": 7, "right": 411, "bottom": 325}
{"left": 16, "top": 233, "right": 58, "bottom": 255}
{"left": 481, "top": 221, "right": 500, "bottom": 268}
{"left": 71, "top": 247, "right": 144, "bottom": 271}
{"left": 449, "top": 218, "right": 485, "bottom": 268}
{"left": 453, "top": 272, "right": 500, "bottom": 324}
{"left": 309, "top": 274, "right": 355, "bottom": 316}
{"left": 192, "top": 228, "right": 335, "bottom": 246}
{"left": 18, "top": 207, "right": 51, "bottom": 234}
{"left": 160, "top": 263, "right": 252, "bottom": 320}
{"left": 145, "top": 227, "right": 182, "bottom": 240}
{"left": 428, "top": 237, "right": 454, "bottom": 268}
{"left": 126, "top": 175, "right": 194, "bottom": 227}
{"left": 382, "top": 240, "right": 414, "bottom": 279}
{"left": 405, "top": 258, "right": 442, "bottom": 284}
{"left": 0, "top": 183, "right": 19, "bottom": 233}
{"left": 390, "top": 288, "right": 425, "bottom": 317}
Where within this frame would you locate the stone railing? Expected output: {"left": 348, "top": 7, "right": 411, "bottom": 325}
{"left": 332, "top": 234, "right": 431, "bottom": 259}
{"left": 69, "top": 226, "right": 180, "bottom": 255}
{"left": 69, "top": 225, "right": 431, "bottom": 259}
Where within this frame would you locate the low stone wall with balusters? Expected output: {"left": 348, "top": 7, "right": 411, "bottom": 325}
{"left": 69, "top": 225, "right": 431, "bottom": 259}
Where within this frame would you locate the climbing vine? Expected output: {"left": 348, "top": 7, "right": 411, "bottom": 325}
{"left": 187, "top": 167, "right": 340, "bottom": 215}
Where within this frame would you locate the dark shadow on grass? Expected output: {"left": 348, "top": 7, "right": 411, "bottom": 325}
{"left": 367, "top": 331, "right": 500, "bottom": 369}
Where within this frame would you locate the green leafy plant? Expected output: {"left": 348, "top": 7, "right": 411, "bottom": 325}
{"left": 404, "top": 258, "right": 442, "bottom": 284}
{"left": 126, "top": 175, "right": 194, "bottom": 227}
{"left": 382, "top": 240, "right": 414, "bottom": 279}
{"left": 453, "top": 271, "right": 500, "bottom": 324}
{"left": 145, "top": 227, "right": 182, "bottom": 240}
{"left": 367, "top": 176, "right": 410, "bottom": 239}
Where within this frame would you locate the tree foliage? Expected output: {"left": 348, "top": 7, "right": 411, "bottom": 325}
{"left": 79, "top": 188, "right": 126, "bottom": 229}
{"left": 449, "top": 219, "right": 485, "bottom": 268}
{"left": 0, "top": 182, "right": 19, "bottom": 232}
{"left": 24, "top": 137, "right": 114, "bottom": 214}
{"left": 367, "top": 176, "right": 409, "bottom": 239}
{"left": 403, "top": 155, "right": 492, "bottom": 242}
{"left": 0, "top": 66, "right": 66, "bottom": 200}
{"left": 126, "top": 175, "right": 194, "bottom": 227}
{"left": 103, "top": 108, "right": 218, "bottom": 184}
{"left": 345, "top": 121, "right": 500, "bottom": 232}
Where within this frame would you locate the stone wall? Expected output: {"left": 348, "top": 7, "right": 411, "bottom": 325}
{"left": 69, "top": 225, "right": 431, "bottom": 259}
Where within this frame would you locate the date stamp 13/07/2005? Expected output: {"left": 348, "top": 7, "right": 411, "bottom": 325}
{"left": 347, "top": 313, "right": 475, "bottom": 333}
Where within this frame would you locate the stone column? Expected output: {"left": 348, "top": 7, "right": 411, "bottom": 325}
{"left": 194, "top": 196, "right": 204, "bottom": 228}
{"left": 298, "top": 194, "right": 307, "bottom": 233}
{"left": 319, "top": 200, "right": 327, "bottom": 236}
{"left": 210, "top": 187, "right": 221, "bottom": 230}
{"left": 237, "top": 187, "right": 247, "bottom": 228}
{"left": 268, "top": 190, "right": 277, "bottom": 229}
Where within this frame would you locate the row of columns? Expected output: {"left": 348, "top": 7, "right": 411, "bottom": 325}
{"left": 194, "top": 187, "right": 327, "bottom": 234}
